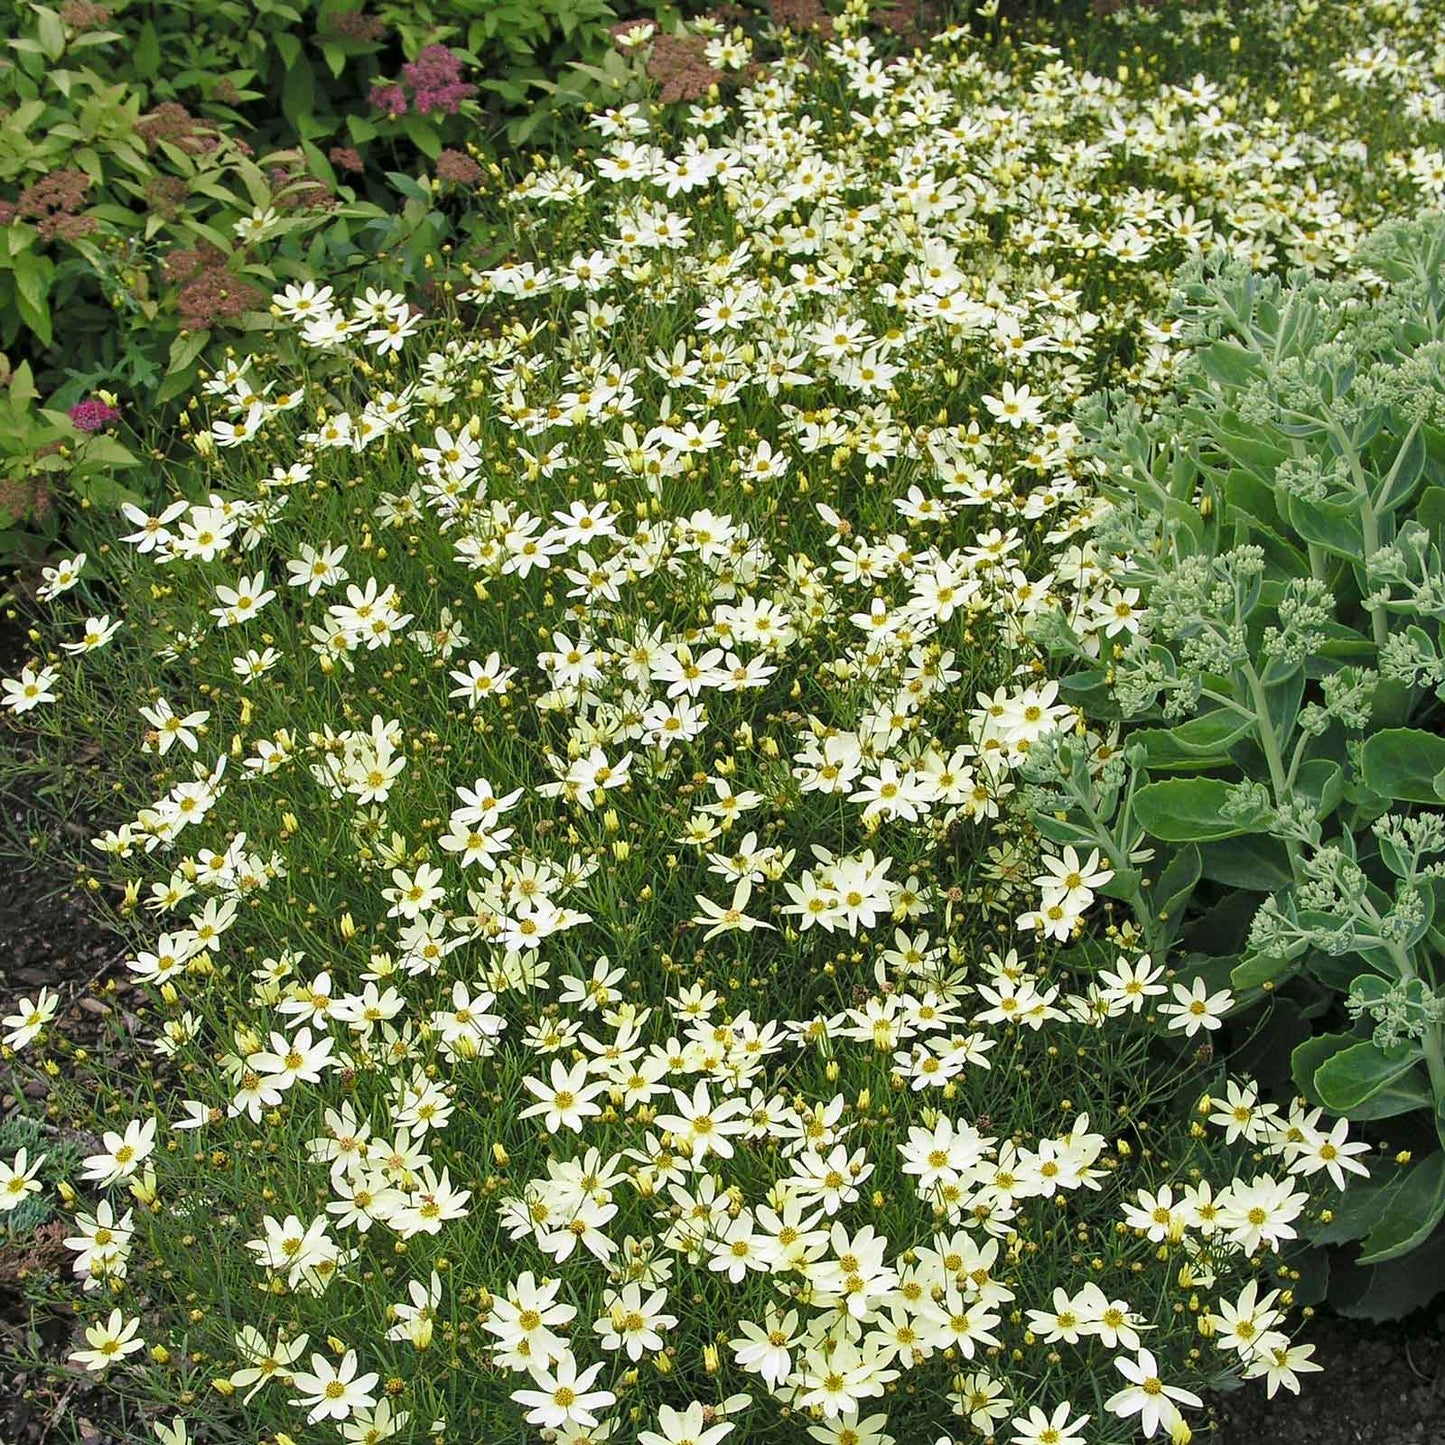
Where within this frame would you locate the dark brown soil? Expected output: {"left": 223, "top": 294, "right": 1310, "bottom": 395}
{"left": 1211, "top": 1312, "right": 1445, "bottom": 1445}
{"left": 1, "top": 609, "right": 1443, "bottom": 1444}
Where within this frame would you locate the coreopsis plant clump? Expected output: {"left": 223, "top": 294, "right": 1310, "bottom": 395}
{"left": 6, "top": 0, "right": 1437, "bottom": 1439}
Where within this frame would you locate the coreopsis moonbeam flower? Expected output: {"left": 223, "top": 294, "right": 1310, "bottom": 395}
{"left": 1243, "top": 1339, "right": 1323, "bottom": 1398}
{"left": 386, "top": 1271, "right": 442, "bottom": 1348}
{"left": 69, "top": 1309, "right": 144, "bottom": 1371}
{"left": 246, "top": 1212, "right": 336, "bottom": 1280}
{"left": 228, "top": 1325, "right": 310, "bottom": 1404}
{"left": 899, "top": 1115, "right": 988, "bottom": 1192}
{"left": 521, "top": 1059, "right": 607, "bottom": 1133}
{"left": 1026, "top": 1288, "right": 1091, "bottom": 1346}
{"left": 339, "top": 1399, "right": 410, "bottom": 1445}
{"left": 982, "top": 381, "right": 1045, "bottom": 428}
{"left": 286, "top": 541, "right": 350, "bottom": 596}
{"left": 60, "top": 614, "right": 121, "bottom": 654}
{"left": 272, "top": 279, "right": 335, "bottom": 322}
{"left": 511, "top": 1352, "right": 615, "bottom": 1430}
{"left": 639, "top": 1402, "right": 735, "bottom": 1445}
{"left": 384, "top": 863, "right": 446, "bottom": 920}
{"left": 1123, "top": 1184, "right": 1188, "bottom": 1244}
{"left": 691, "top": 881, "right": 775, "bottom": 941}
{"left": 1207, "top": 1079, "right": 1273, "bottom": 1146}
{"left": 248, "top": 1027, "right": 336, "bottom": 1089}
{"left": 1010, "top": 1401, "right": 1090, "bottom": 1445}
{"left": 1071, "top": 1283, "right": 1144, "bottom": 1350}
{"left": 594, "top": 1283, "right": 678, "bottom": 1361}
{"left": 708, "top": 1211, "right": 774, "bottom": 1282}
{"left": 2, "top": 664, "right": 60, "bottom": 713}
{"left": 951, "top": 1371, "right": 1012, "bottom": 1431}
{"left": 1217, "top": 1174, "right": 1309, "bottom": 1253}
{"left": 81, "top": 1118, "right": 156, "bottom": 1187}
{"left": 289, "top": 1349, "right": 379, "bottom": 1423}
{"left": 390, "top": 1166, "right": 471, "bottom": 1237}
{"left": 2, "top": 987, "right": 59, "bottom": 1048}
{"left": 1033, "top": 846, "right": 1113, "bottom": 909}
{"left": 811, "top": 1222, "right": 898, "bottom": 1319}
{"left": 210, "top": 570, "right": 276, "bottom": 627}
{"left": 1211, "top": 1280, "right": 1287, "bottom": 1360}
{"left": 1283, "top": 1111, "right": 1371, "bottom": 1188}
{"left": 36, "top": 552, "right": 85, "bottom": 600}
{"left": 1095, "top": 954, "right": 1167, "bottom": 1014}
{"left": 796, "top": 1338, "right": 898, "bottom": 1418}
{"left": 138, "top": 698, "right": 209, "bottom": 756}
{"left": 1160, "top": 978, "right": 1234, "bottom": 1037}
{"left": 232, "top": 646, "right": 280, "bottom": 682}
{"left": 366, "top": 306, "right": 421, "bottom": 355}
{"left": 791, "top": 1143, "right": 873, "bottom": 1215}
{"left": 730, "top": 1306, "right": 800, "bottom": 1389}
{"left": 0, "top": 1148, "right": 45, "bottom": 1211}
{"left": 1104, "top": 1348, "right": 1203, "bottom": 1439}
{"left": 63, "top": 1198, "right": 133, "bottom": 1288}
{"left": 118, "top": 499, "right": 187, "bottom": 553}
{"left": 655, "top": 1081, "right": 750, "bottom": 1161}
{"left": 448, "top": 653, "right": 517, "bottom": 706}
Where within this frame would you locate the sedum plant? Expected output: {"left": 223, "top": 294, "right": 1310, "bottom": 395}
{"left": 1027, "top": 212, "right": 1445, "bottom": 1316}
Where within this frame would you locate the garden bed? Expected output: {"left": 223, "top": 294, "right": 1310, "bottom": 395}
{"left": 4, "top": 3, "right": 1445, "bottom": 1444}
{"left": 1, "top": 848, "right": 1440, "bottom": 1444}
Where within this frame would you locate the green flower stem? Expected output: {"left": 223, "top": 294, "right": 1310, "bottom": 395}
{"left": 1332, "top": 422, "right": 1392, "bottom": 649}
{"left": 1241, "top": 659, "right": 1305, "bottom": 878}
{"left": 1387, "top": 936, "right": 1445, "bottom": 1149}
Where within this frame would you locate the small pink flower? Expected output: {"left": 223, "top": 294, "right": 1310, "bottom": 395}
{"left": 369, "top": 83, "right": 408, "bottom": 118}
{"left": 69, "top": 398, "right": 121, "bottom": 433}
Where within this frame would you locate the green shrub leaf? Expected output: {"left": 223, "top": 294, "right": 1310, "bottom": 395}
{"left": 1313, "top": 1040, "right": 1424, "bottom": 1113}
{"left": 1133, "top": 778, "right": 1271, "bottom": 842}
{"left": 1358, "top": 1152, "right": 1445, "bottom": 1264}
{"left": 1360, "top": 728, "right": 1445, "bottom": 802}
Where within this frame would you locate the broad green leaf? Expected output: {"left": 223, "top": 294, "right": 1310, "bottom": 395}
{"left": 1134, "top": 709, "right": 1254, "bottom": 770}
{"left": 1418, "top": 485, "right": 1445, "bottom": 550}
{"left": 1375, "top": 423, "right": 1427, "bottom": 515}
{"left": 321, "top": 40, "right": 349, "bottom": 79}
{"left": 1360, "top": 728, "right": 1445, "bottom": 803}
{"left": 1309, "top": 1171, "right": 1402, "bottom": 1245}
{"left": 282, "top": 60, "right": 315, "bottom": 132}
{"left": 156, "top": 329, "right": 211, "bottom": 404}
{"left": 1030, "top": 815, "right": 1102, "bottom": 848}
{"left": 1223, "top": 467, "right": 1282, "bottom": 526}
{"left": 1152, "top": 843, "right": 1201, "bottom": 932}
{"left": 1133, "top": 778, "right": 1271, "bottom": 843}
{"left": 1231, "top": 950, "right": 1300, "bottom": 990}
{"left": 34, "top": 5, "right": 65, "bottom": 60}
{"left": 1313, "top": 1040, "right": 1423, "bottom": 1113}
{"left": 400, "top": 115, "right": 444, "bottom": 160}
{"left": 274, "top": 31, "right": 302, "bottom": 69}
{"left": 1295, "top": 758, "right": 1344, "bottom": 821}
{"left": 1333, "top": 1227, "right": 1445, "bottom": 1321}
{"left": 11, "top": 248, "right": 53, "bottom": 345}
{"left": 134, "top": 20, "right": 160, "bottom": 77}
{"left": 1291, "top": 1031, "right": 1355, "bottom": 1102}
{"left": 1285, "top": 493, "right": 1365, "bottom": 557}
{"left": 1358, "top": 1152, "right": 1445, "bottom": 1264}
{"left": 1263, "top": 664, "right": 1305, "bottom": 739}
{"left": 1340, "top": 1067, "right": 1432, "bottom": 1122}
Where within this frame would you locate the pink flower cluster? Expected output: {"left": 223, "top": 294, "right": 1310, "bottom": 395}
{"left": 68, "top": 398, "right": 121, "bottom": 433}
{"left": 369, "top": 45, "right": 476, "bottom": 119}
